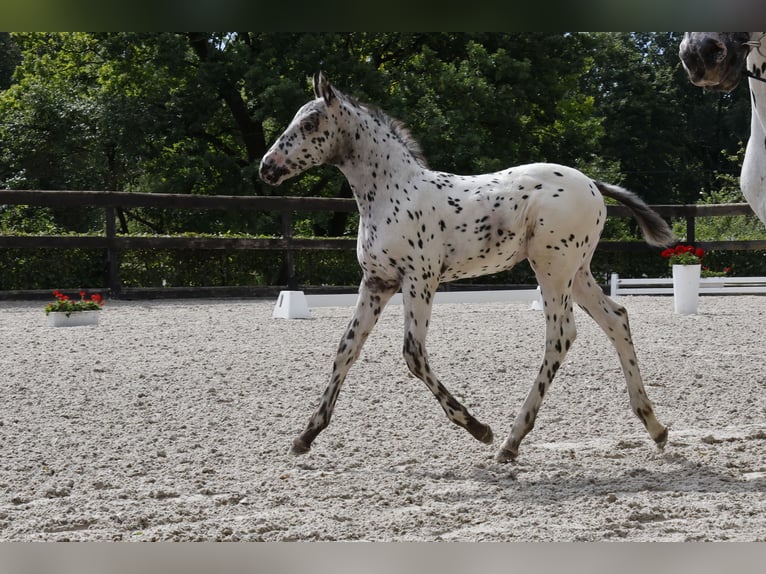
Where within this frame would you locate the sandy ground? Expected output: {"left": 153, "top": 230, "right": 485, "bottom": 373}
{"left": 0, "top": 294, "right": 764, "bottom": 542}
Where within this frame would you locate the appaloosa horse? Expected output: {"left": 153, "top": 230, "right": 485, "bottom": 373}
{"left": 679, "top": 32, "right": 766, "bottom": 226}
{"left": 260, "top": 72, "right": 674, "bottom": 462}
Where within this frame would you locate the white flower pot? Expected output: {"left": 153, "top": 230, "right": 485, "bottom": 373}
{"left": 672, "top": 264, "right": 701, "bottom": 315}
{"left": 47, "top": 310, "right": 101, "bottom": 327}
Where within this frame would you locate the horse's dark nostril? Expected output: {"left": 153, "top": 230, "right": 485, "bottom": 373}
{"left": 259, "top": 158, "right": 289, "bottom": 185}
{"left": 701, "top": 37, "right": 727, "bottom": 65}
{"left": 259, "top": 160, "right": 274, "bottom": 181}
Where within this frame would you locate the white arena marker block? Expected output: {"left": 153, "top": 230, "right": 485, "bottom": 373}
{"left": 273, "top": 290, "right": 311, "bottom": 319}
{"left": 528, "top": 286, "right": 544, "bottom": 311}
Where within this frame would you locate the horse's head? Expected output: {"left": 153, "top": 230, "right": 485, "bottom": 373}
{"left": 260, "top": 72, "right": 346, "bottom": 186}
{"left": 679, "top": 32, "right": 754, "bottom": 93}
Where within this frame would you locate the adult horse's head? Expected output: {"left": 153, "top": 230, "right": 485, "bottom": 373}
{"left": 259, "top": 72, "right": 345, "bottom": 186}
{"left": 679, "top": 32, "right": 755, "bottom": 92}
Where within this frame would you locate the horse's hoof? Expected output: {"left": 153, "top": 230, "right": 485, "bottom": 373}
{"left": 479, "top": 425, "right": 494, "bottom": 444}
{"left": 290, "top": 438, "right": 311, "bottom": 455}
{"left": 653, "top": 426, "right": 669, "bottom": 450}
{"left": 467, "top": 420, "right": 494, "bottom": 444}
{"left": 495, "top": 447, "right": 517, "bottom": 464}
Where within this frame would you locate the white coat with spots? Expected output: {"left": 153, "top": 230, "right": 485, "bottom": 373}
{"left": 260, "top": 72, "right": 674, "bottom": 462}
{"left": 680, "top": 32, "right": 766, "bottom": 226}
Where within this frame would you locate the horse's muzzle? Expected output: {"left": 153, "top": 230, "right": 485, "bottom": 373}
{"left": 679, "top": 33, "right": 749, "bottom": 93}
{"left": 259, "top": 157, "right": 289, "bottom": 186}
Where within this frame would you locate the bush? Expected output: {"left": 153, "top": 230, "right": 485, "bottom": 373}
{"left": 119, "top": 250, "right": 286, "bottom": 287}
{"left": 1, "top": 244, "right": 764, "bottom": 292}
{"left": 0, "top": 248, "right": 105, "bottom": 290}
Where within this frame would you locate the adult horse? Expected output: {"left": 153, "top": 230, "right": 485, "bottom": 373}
{"left": 679, "top": 32, "right": 766, "bottom": 225}
{"left": 260, "top": 72, "right": 674, "bottom": 462}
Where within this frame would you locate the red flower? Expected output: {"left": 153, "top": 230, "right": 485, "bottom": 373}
{"left": 662, "top": 244, "right": 705, "bottom": 266}
{"left": 45, "top": 289, "right": 104, "bottom": 315}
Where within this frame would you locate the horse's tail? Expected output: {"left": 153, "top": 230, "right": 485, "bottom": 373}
{"left": 594, "top": 181, "right": 675, "bottom": 247}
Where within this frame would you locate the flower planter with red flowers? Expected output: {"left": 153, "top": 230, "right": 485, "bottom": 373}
{"left": 45, "top": 290, "right": 105, "bottom": 327}
{"left": 661, "top": 245, "right": 704, "bottom": 315}
{"left": 670, "top": 263, "right": 701, "bottom": 314}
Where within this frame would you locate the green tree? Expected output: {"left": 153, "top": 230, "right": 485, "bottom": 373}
{"left": 581, "top": 32, "right": 751, "bottom": 205}
{"left": 0, "top": 33, "right": 21, "bottom": 90}
{"left": 1, "top": 33, "right": 761, "bottom": 289}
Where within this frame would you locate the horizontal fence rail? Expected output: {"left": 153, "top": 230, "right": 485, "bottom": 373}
{"left": 1, "top": 189, "right": 765, "bottom": 296}
{"left": 0, "top": 190, "right": 358, "bottom": 212}
{"left": 610, "top": 274, "right": 766, "bottom": 296}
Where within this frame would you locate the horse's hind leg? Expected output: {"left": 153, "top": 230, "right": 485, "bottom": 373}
{"left": 496, "top": 275, "right": 578, "bottom": 462}
{"left": 401, "top": 278, "right": 493, "bottom": 444}
{"left": 291, "top": 276, "right": 399, "bottom": 455}
{"left": 571, "top": 267, "right": 668, "bottom": 449}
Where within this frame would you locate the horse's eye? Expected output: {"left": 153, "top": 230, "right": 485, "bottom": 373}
{"left": 301, "top": 120, "right": 316, "bottom": 132}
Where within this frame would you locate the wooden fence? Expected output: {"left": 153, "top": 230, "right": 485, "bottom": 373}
{"left": 2, "top": 190, "right": 765, "bottom": 297}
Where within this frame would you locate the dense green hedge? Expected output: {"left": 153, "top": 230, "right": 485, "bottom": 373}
{"left": 0, "top": 247, "right": 361, "bottom": 290}
{"left": 2, "top": 245, "right": 764, "bottom": 292}
{"left": 119, "top": 249, "right": 286, "bottom": 288}
{"left": 0, "top": 248, "right": 105, "bottom": 290}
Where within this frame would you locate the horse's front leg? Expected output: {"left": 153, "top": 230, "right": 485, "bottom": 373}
{"left": 291, "top": 277, "right": 399, "bottom": 455}
{"left": 401, "top": 278, "right": 493, "bottom": 445}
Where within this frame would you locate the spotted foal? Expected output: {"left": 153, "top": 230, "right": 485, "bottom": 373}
{"left": 260, "top": 72, "right": 673, "bottom": 462}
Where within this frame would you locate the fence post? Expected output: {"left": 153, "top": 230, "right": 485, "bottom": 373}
{"left": 104, "top": 207, "right": 121, "bottom": 297}
{"left": 281, "top": 211, "right": 298, "bottom": 290}
{"left": 686, "top": 214, "right": 695, "bottom": 244}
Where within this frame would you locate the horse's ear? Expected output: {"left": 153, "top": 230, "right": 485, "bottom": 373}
{"left": 313, "top": 71, "right": 336, "bottom": 105}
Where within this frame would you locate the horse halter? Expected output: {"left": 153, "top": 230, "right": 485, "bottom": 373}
{"left": 744, "top": 33, "right": 766, "bottom": 84}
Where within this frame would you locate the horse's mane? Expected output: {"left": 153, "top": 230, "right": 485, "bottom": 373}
{"left": 342, "top": 93, "right": 429, "bottom": 168}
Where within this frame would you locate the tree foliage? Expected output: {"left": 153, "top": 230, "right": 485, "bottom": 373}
{"left": 0, "top": 32, "right": 760, "bottom": 288}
